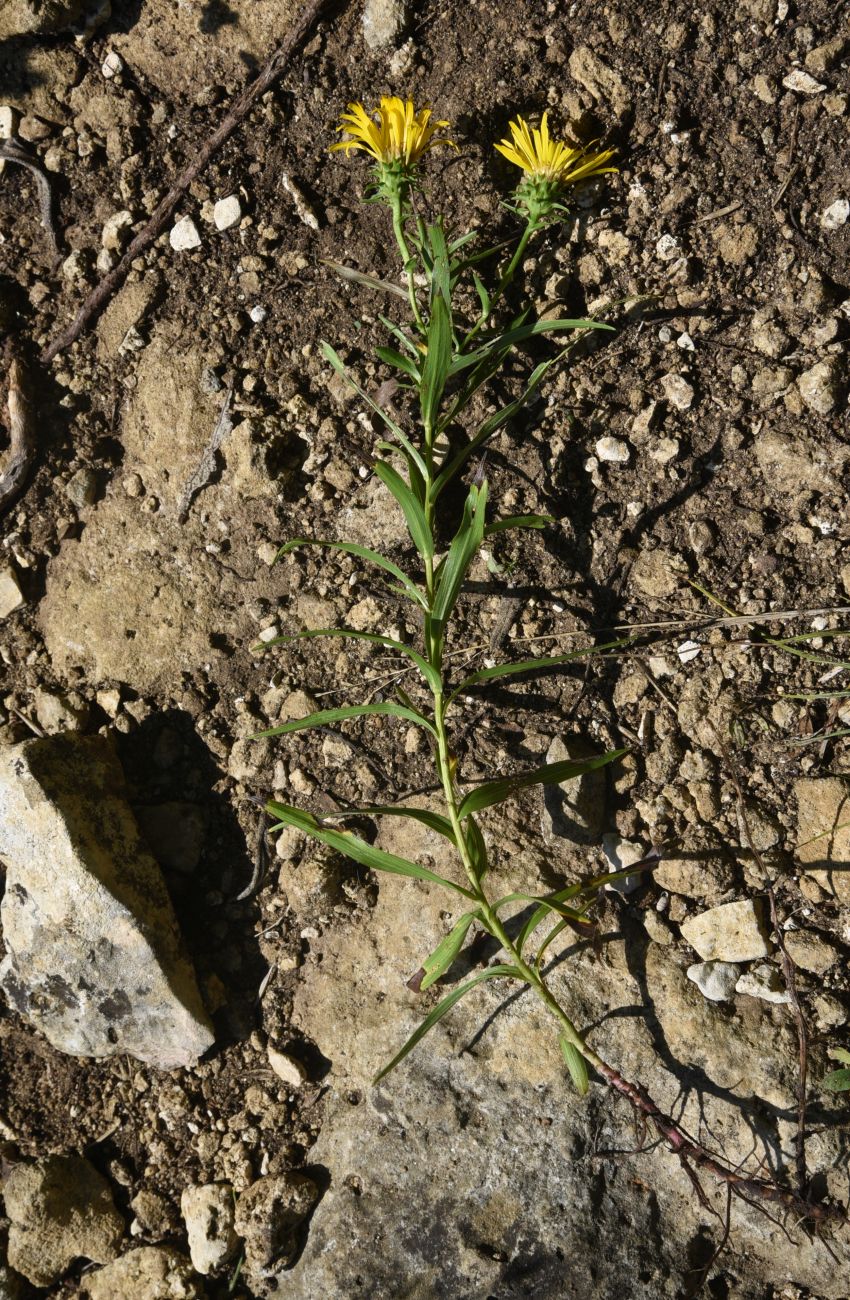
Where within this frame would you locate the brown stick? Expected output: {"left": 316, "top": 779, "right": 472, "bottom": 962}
{"left": 40, "top": 0, "right": 334, "bottom": 365}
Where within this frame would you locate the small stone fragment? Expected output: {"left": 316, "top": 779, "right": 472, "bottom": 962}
{"left": 267, "top": 1046, "right": 309, "bottom": 1087}
{"left": 782, "top": 68, "right": 826, "bottom": 95}
{"left": 101, "top": 209, "right": 133, "bottom": 251}
{"left": 797, "top": 357, "right": 843, "bottom": 416}
{"left": 213, "top": 195, "right": 242, "bottom": 231}
{"left": 78, "top": 1247, "right": 205, "bottom": 1300}
{"left": 783, "top": 930, "right": 841, "bottom": 976}
{"left": 32, "top": 687, "right": 89, "bottom": 734}
{"left": 281, "top": 172, "right": 319, "bottom": 230}
{"left": 180, "top": 1184, "right": 239, "bottom": 1276}
{"left": 5, "top": 1155, "right": 124, "bottom": 1287}
{"left": 362, "top": 0, "right": 407, "bottom": 49}
{"left": 170, "top": 217, "right": 202, "bottom": 252}
{"left": 680, "top": 899, "right": 770, "bottom": 963}
{"left": 541, "top": 736, "right": 607, "bottom": 844}
{"left": 64, "top": 466, "right": 98, "bottom": 509}
{"left": 234, "top": 1173, "right": 318, "bottom": 1279}
{"left": 687, "top": 960, "right": 740, "bottom": 1002}
{"left": 595, "top": 436, "right": 630, "bottom": 464}
{"left": 101, "top": 50, "right": 123, "bottom": 79}
{"left": 820, "top": 199, "right": 849, "bottom": 231}
{"left": 795, "top": 777, "right": 850, "bottom": 904}
{"left": 0, "top": 734, "right": 214, "bottom": 1068}
{"left": 568, "top": 45, "right": 630, "bottom": 118}
{"left": 655, "top": 233, "right": 681, "bottom": 261}
{"left": 735, "top": 963, "right": 790, "bottom": 1005}
{"left": 0, "top": 566, "right": 24, "bottom": 618}
{"left": 661, "top": 373, "right": 694, "bottom": 411}
{"left": 0, "top": 105, "right": 18, "bottom": 138}
{"left": 601, "top": 834, "right": 645, "bottom": 893}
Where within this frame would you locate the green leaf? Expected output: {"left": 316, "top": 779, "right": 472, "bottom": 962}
{"left": 376, "top": 345, "right": 421, "bottom": 381}
{"left": 419, "top": 291, "right": 453, "bottom": 434}
{"left": 433, "top": 351, "right": 565, "bottom": 498}
{"left": 318, "top": 803, "right": 457, "bottom": 844}
{"left": 448, "top": 638, "right": 634, "bottom": 701}
{"left": 276, "top": 538, "right": 428, "bottom": 611}
{"left": 431, "top": 480, "right": 489, "bottom": 630}
{"left": 420, "top": 912, "right": 479, "bottom": 991}
{"left": 374, "top": 460, "right": 434, "bottom": 559}
{"left": 485, "top": 513, "right": 553, "bottom": 536}
{"left": 822, "top": 1068, "right": 850, "bottom": 1093}
{"left": 321, "top": 341, "right": 428, "bottom": 480}
{"left": 378, "top": 314, "right": 422, "bottom": 360}
{"left": 452, "top": 317, "right": 612, "bottom": 375}
{"left": 465, "top": 816, "right": 489, "bottom": 880}
{"left": 321, "top": 259, "right": 408, "bottom": 300}
{"left": 457, "top": 749, "right": 626, "bottom": 819}
{"left": 560, "top": 1036, "right": 590, "bottom": 1097}
{"left": 266, "top": 802, "right": 476, "bottom": 900}
{"left": 255, "top": 626, "right": 441, "bottom": 694}
{"left": 374, "top": 964, "right": 520, "bottom": 1082}
{"left": 472, "top": 271, "right": 491, "bottom": 319}
{"left": 427, "top": 221, "right": 452, "bottom": 304}
{"left": 831, "top": 1048, "right": 850, "bottom": 1065}
{"left": 536, "top": 918, "right": 569, "bottom": 970}
{"left": 254, "top": 701, "right": 436, "bottom": 740}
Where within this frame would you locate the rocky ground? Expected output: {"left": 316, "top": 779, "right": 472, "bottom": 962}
{"left": 0, "top": 0, "right": 849, "bottom": 1296}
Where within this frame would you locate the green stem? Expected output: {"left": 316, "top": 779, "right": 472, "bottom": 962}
{"left": 430, "top": 671, "right": 591, "bottom": 1065}
{"left": 462, "top": 219, "right": 537, "bottom": 352}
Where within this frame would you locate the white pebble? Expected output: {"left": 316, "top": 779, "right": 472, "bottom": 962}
{"left": 782, "top": 69, "right": 826, "bottom": 95}
{"left": 661, "top": 373, "right": 695, "bottom": 411}
{"left": 655, "top": 233, "right": 681, "bottom": 261}
{"left": 687, "top": 960, "right": 740, "bottom": 1002}
{"left": 0, "top": 105, "right": 17, "bottom": 140}
{"left": 267, "top": 1046, "right": 309, "bottom": 1087}
{"left": 820, "top": 199, "right": 849, "bottom": 231}
{"left": 677, "top": 640, "right": 700, "bottom": 664}
{"left": 595, "top": 436, "right": 630, "bottom": 464}
{"left": 676, "top": 332, "right": 695, "bottom": 351}
{"left": 249, "top": 305, "right": 267, "bottom": 323}
{"left": 170, "top": 216, "right": 202, "bottom": 252}
{"left": 101, "top": 51, "right": 123, "bottom": 79}
{"left": 0, "top": 566, "right": 24, "bottom": 619}
{"left": 214, "top": 194, "right": 242, "bottom": 231}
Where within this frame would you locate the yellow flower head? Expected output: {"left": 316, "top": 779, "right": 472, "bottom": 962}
{"left": 331, "top": 96, "right": 456, "bottom": 168}
{"left": 495, "top": 111, "right": 617, "bottom": 223}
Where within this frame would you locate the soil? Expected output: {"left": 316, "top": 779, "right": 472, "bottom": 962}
{"left": 0, "top": 0, "right": 849, "bottom": 1296}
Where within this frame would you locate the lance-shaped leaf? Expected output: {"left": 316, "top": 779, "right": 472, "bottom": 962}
{"left": 374, "top": 460, "right": 434, "bottom": 560}
{"left": 450, "top": 316, "right": 613, "bottom": 376}
{"left": 317, "top": 803, "right": 457, "bottom": 844}
{"left": 276, "top": 538, "right": 428, "bottom": 611}
{"left": 419, "top": 912, "right": 479, "bottom": 991}
{"left": 515, "top": 850, "right": 661, "bottom": 955}
{"left": 419, "top": 290, "right": 453, "bottom": 434}
{"left": 376, "top": 345, "right": 421, "bottom": 381}
{"left": 322, "top": 259, "right": 408, "bottom": 299}
{"left": 374, "top": 963, "right": 521, "bottom": 1082}
{"left": 254, "top": 701, "right": 436, "bottom": 740}
{"left": 485, "top": 513, "right": 553, "bottom": 536}
{"left": 448, "top": 640, "right": 632, "bottom": 702}
{"left": 822, "top": 1069, "right": 850, "bottom": 1093}
{"left": 465, "top": 816, "right": 488, "bottom": 880}
{"left": 321, "top": 341, "right": 428, "bottom": 480}
{"left": 255, "top": 625, "right": 442, "bottom": 694}
{"left": 430, "top": 480, "right": 489, "bottom": 631}
{"left": 457, "top": 749, "right": 626, "bottom": 819}
{"left": 560, "top": 1036, "right": 590, "bottom": 1097}
{"left": 266, "top": 802, "right": 475, "bottom": 900}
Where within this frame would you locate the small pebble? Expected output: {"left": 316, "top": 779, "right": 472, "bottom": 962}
{"left": 170, "top": 216, "right": 202, "bottom": 252}
{"left": 677, "top": 640, "right": 700, "bottom": 664}
{"left": 595, "top": 436, "right": 630, "bottom": 464}
{"left": 249, "top": 304, "right": 267, "bottom": 323}
{"left": 782, "top": 69, "right": 826, "bottom": 95}
{"left": 661, "top": 373, "right": 695, "bottom": 411}
{"left": 687, "top": 960, "right": 740, "bottom": 1002}
{"left": 820, "top": 199, "right": 849, "bottom": 231}
{"left": 0, "top": 566, "right": 24, "bottom": 618}
{"left": 655, "top": 233, "right": 681, "bottom": 261}
{"left": 101, "top": 50, "right": 123, "bottom": 78}
{"left": 214, "top": 195, "right": 242, "bottom": 231}
{"left": 267, "top": 1046, "right": 309, "bottom": 1087}
{"left": 735, "top": 964, "right": 790, "bottom": 1005}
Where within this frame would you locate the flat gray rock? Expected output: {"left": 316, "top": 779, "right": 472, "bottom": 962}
{"left": 0, "top": 734, "right": 213, "bottom": 1069}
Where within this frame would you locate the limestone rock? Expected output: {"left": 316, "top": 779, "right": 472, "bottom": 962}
{"left": 783, "top": 930, "right": 841, "bottom": 975}
{"left": 234, "top": 1173, "right": 318, "bottom": 1279}
{"left": 797, "top": 357, "right": 844, "bottom": 416}
{"left": 679, "top": 899, "right": 770, "bottom": 963}
{"left": 795, "top": 777, "right": 850, "bottom": 903}
{"left": 541, "top": 735, "right": 606, "bottom": 844}
{"left": 180, "top": 1184, "right": 238, "bottom": 1275}
{"left": 735, "top": 963, "right": 790, "bottom": 1005}
{"left": 568, "top": 45, "right": 630, "bottom": 117}
{"left": 686, "top": 960, "right": 740, "bottom": 1002}
{"left": 0, "top": 734, "right": 214, "bottom": 1068}
{"left": 4, "top": 1155, "right": 123, "bottom": 1287}
{"left": 169, "top": 216, "right": 202, "bottom": 252}
{"left": 754, "top": 427, "right": 846, "bottom": 496}
{"left": 78, "top": 1247, "right": 205, "bottom": 1299}
{"left": 0, "top": 0, "right": 94, "bottom": 38}
{"left": 362, "top": 0, "right": 407, "bottom": 49}
{"left": 213, "top": 195, "right": 242, "bottom": 231}
{"left": 0, "top": 567, "right": 24, "bottom": 619}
